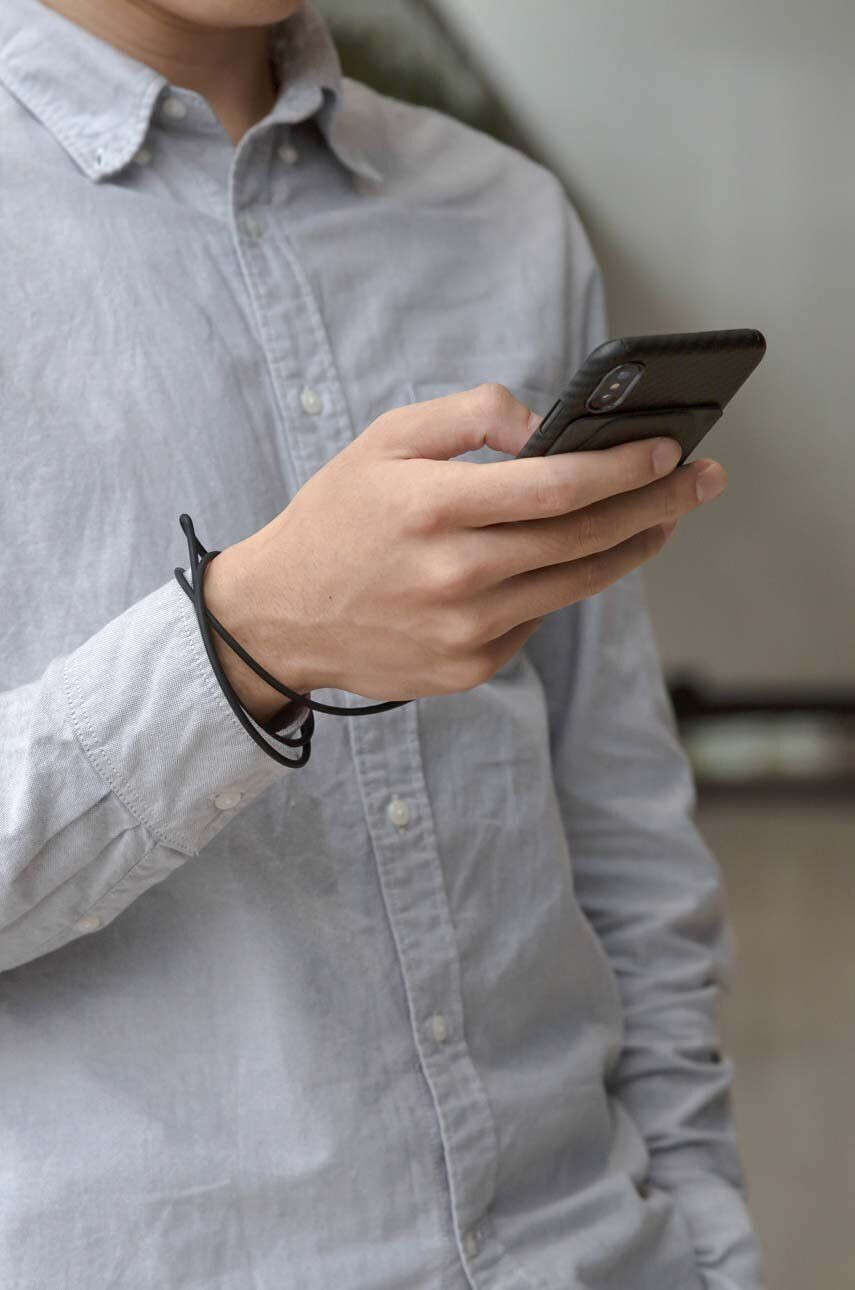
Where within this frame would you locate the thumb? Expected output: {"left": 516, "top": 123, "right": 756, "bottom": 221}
{"left": 378, "top": 383, "right": 542, "bottom": 461}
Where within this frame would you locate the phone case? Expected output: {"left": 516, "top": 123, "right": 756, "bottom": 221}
{"left": 518, "top": 328, "right": 766, "bottom": 461}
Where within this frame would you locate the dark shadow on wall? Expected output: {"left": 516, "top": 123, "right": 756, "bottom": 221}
{"left": 314, "top": 0, "right": 536, "bottom": 154}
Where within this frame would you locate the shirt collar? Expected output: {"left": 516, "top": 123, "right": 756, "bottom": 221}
{"left": 0, "top": 0, "right": 383, "bottom": 183}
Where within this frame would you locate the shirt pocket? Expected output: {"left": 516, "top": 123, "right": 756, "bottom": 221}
{"left": 408, "top": 380, "right": 558, "bottom": 464}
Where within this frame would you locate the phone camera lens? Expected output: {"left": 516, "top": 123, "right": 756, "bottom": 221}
{"left": 585, "top": 361, "right": 645, "bottom": 414}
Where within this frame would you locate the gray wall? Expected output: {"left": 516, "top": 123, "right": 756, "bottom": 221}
{"left": 435, "top": 0, "right": 855, "bottom": 687}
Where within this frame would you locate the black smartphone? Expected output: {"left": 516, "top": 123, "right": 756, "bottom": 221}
{"left": 517, "top": 329, "right": 766, "bottom": 462}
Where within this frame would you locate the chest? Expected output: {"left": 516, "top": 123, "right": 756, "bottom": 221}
{"left": 1, "top": 154, "right": 561, "bottom": 681}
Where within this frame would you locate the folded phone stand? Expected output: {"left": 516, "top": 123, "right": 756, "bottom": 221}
{"left": 549, "top": 403, "right": 723, "bottom": 462}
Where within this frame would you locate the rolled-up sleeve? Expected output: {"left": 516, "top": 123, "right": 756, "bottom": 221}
{"left": 0, "top": 576, "right": 303, "bottom": 971}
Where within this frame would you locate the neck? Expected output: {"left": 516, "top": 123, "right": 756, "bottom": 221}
{"left": 40, "top": 0, "right": 279, "bottom": 143}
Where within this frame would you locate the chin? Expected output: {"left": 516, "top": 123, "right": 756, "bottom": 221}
{"left": 166, "top": 0, "right": 304, "bottom": 25}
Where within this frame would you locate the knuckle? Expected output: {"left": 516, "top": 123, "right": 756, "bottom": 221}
{"left": 451, "top": 651, "right": 495, "bottom": 692}
{"left": 402, "top": 473, "right": 448, "bottom": 534}
{"left": 660, "top": 483, "right": 682, "bottom": 523}
{"left": 652, "top": 523, "right": 669, "bottom": 552}
{"left": 576, "top": 506, "right": 603, "bottom": 554}
{"left": 623, "top": 450, "right": 646, "bottom": 494}
{"left": 465, "top": 604, "right": 497, "bottom": 649}
{"left": 430, "top": 550, "right": 476, "bottom": 598}
{"left": 534, "top": 468, "right": 566, "bottom": 517}
{"left": 405, "top": 491, "right": 442, "bottom": 534}
{"left": 365, "top": 408, "right": 391, "bottom": 438}
{"left": 580, "top": 553, "right": 601, "bottom": 600}
{"left": 366, "top": 405, "right": 407, "bottom": 446}
{"left": 435, "top": 605, "right": 477, "bottom": 653}
{"left": 608, "top": 446, "right": 641, "bottom": 498}
{"left": 642, "top": 525, "right": 668, "bottom": 559}
{"left": 473, "top": 381, "right": 513, "bottom": 421}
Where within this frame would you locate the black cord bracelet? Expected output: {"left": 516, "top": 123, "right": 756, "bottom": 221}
{"left": 174, "top": 514, "right": 409, "bottom": 768}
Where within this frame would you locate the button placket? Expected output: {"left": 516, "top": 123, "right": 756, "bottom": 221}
{"left": 228, "top": 149, "right": 500, "bottom": 1266}
{"left": 349, "top": 705, "right": 501, "bottom": 1268}
{"left": 228, "top": 136, "right": 353, "bottom": 482}
{"left": 230, "top": 125, "right": 505, "bottom": 1284}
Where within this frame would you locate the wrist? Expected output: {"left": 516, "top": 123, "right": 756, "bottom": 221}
{"left": 201, "top": 542, "right": 313, "bottom": 725}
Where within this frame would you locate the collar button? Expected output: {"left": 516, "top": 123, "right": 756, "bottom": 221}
{"left": 161, "top": 95, "right": 187, "bottom": 122}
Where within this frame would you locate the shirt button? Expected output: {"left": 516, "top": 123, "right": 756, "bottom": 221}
{"left": 386, "top": 796, "right": 410, "bottom": 830}
{"left": 300, "top": 386, "right": 323, "bottom": 416}
{"left": 430, "top": 1013, "right": 448, "bottom": 1044}
{"left": 161, "top": 95, "right": 187, "bottom": 121}
{"left": 463, "top": 1230, "right": 479, "bottom": 1259}
{"left": 76, "top": 914, "right": 102, "bottom": 933}
{"left": 132, "top": 145, "right": 152, "bottom": 167}
{"left": 213, "top": 787, "right": 244, "bottom": 811}
{"left": 240, "top": 211, "right": 264, "bottom": 239}
{"left": 277, "top": 142, "right": 300, "bottom": 165}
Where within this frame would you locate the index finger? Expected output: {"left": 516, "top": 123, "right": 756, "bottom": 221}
{"left": 444, "top": 435, "right": 684, "bottom": 526}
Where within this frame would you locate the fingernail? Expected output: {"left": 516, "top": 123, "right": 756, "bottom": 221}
{"left": 527, "top": 409, "right": 543, "bottom": 434}
{"left": 652, "top": 439, "right": 682, "bottom": 475}
{"left": 695, "top": 463, "right": 727, "bottom": 502}
{"left": 661, "top": 520, "right": 678, "bottom": 540}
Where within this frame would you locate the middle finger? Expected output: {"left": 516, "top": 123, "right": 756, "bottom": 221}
{"left": 467, "top": 458, "right": 726, "bottom": 584}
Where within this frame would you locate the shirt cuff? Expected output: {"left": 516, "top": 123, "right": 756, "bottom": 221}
{"left": 63, "top": 576, "right": 302, "bottom": 856}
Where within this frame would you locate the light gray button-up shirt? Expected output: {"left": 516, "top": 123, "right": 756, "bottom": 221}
{"left": 0, "top": 2, "right": 763, "bottom": 1287}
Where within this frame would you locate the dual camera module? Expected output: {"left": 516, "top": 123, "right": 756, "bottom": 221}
{"left": 585, "top": 362, "right": 645, "bottom": 413}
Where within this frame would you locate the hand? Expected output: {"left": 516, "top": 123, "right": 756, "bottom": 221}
{"left": 202, "top": 383, "right": 727, "bottom": 721}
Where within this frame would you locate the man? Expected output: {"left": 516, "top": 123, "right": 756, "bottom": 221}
{"left": 0, "top": 1, "right": 763, "bottom": 1287}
